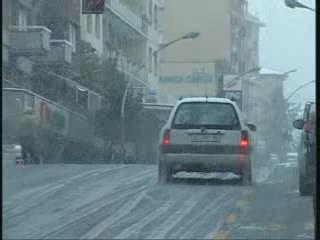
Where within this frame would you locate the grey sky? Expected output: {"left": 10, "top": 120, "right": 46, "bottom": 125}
{"left": 249, "top": 0, "right": 315, "bottom": 105}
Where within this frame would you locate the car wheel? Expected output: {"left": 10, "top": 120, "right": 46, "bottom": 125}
{"left": 299, "top": 174, "right": 312, "bottom": 196}
{"left": 158, "top": 160, "right": 172, "bottom": 184}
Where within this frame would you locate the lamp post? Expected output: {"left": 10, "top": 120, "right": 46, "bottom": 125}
{"left": 154, "top": 32, "right": 200, "bottom": 55}
{"left": 285, "top": 80, "right": 315, "bottom": 101}
{"left": 218, "top": 67, "right": 261, "bottom": 98}
{"left": 284, "top": 0, "right": 315, "bottom": 12}
{"left": 120, "top": 65, "right": 149, "bottom": 149}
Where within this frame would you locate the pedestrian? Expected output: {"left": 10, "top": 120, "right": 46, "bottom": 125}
{"left": 18, "top": 108, "right": 40, "bottom": 164}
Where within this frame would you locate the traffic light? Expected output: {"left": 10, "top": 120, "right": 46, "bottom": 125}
{"left": 82, "top": 0, "right": 105, "bottom": 14}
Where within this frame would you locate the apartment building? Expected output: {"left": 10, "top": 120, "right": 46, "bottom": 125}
{"left": 242, "top": 68, "right": 287, "bottom": 161}
{"left": 80, "top": 1, "right": 104, "bottom": 57}
{"left": 158, "top": 0, "right": 263, "bottom": 104}
{"left": 101, "top": 0, "right": 163, "bottom": 103}
{"left": 2, "top": 0, "right": 103, "bottom": 115}
{"left": 243, "top": 13, "right": 265, "bottom": 72}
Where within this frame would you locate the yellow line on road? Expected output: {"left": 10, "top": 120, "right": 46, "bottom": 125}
{"left": 236, "top": 200, "right": 247, "bottom": 209}
{"left": 242, "top": 190, "right": 253, "bottom": 198}
{"left": 225, "top": 213, "right": 237, "bottom": 224}
{"left": 213, "top": 230, "right": 229, "bottom": 240}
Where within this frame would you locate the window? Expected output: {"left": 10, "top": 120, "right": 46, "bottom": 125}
{"left": 87, "top": 14, "right": 92, "bottom": 33}
{"left": 149, "top": 0, "right": 153, "bottom": 26}
{"left": 154, "top": 52, "right": 158, "bottom": 76}
{"left": 18, "top": 8, "right": 28, "bottom": 26}
{"left": 69, "top": 24, "right": 77, "bottom": 52}
{"left": 172, "top": 102, "right": 240, "bottom": 130}
{"left": 154, "top": 5, "right": 158, "bottom": 30}
{"left": 95, "top": 15, "right": 100, "bottom": 38}
{"left": 148, "top": 48, "right": 153, "bottom": 73}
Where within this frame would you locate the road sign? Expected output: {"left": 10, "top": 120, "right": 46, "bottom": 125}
{"left": 223, "top": 90, "right": 242, "bottom": 110}
{"left": 82, "top": 0, "right": 105, "bottom": 14}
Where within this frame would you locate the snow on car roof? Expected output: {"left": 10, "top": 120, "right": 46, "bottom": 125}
{"left": 178, "top": 97, "right": 234, "bottom": 104}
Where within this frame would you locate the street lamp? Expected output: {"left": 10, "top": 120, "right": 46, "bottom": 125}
{"left": 283, "top": 69, "right": 297, "bottom": 76}
{"left": 120, "top": 65, "right": 149, "bottom": 148}
{"left": 223, "top": 67, "right": 261, "bottom": 90}
{"left": 285, "top": 80, "right": 315, "bottom": 101}
{"left": 154, "top": 31, "right": 200, "bottom": 54}
{"left": 284, "top": 0, "right": 315, "bottom": 12}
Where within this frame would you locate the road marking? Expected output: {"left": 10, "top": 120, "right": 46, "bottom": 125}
{"left": 225, "top": 213, "right": 237, "bottom": 224}
{"left": 239, "top": 224, "right": 287, "bottom": 231}
{"left": 242, "top": 190, "right": 253, "bottom": 197}
{"left": 261, "top": 179, "right": 282, "bottom": 184}
{"left": 236, "top": 200, "right": 247, "bottom": 209}
{"left": 263, "top": 223, "right": 288, "bottom": 231}
{"left": 239, "top": 225, "right": 264, "bottom": 230}
{"left": 213, "top": 230, "right": 229, "bottom": 240}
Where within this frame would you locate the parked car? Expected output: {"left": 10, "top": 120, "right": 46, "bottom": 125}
{"left": 158, "top": 97, "right": 257, "bottom": 185}
{"left": 292, "top": 102, "right": 316, "bottom": 196}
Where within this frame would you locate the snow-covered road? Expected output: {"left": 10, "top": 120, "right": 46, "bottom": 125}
{"left": 3, "top": 161, "right": 315, "bottom": 239}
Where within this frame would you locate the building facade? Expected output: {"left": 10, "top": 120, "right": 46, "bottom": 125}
{"left": 158, "top": 0, "right": 255, "bottom": 104}
{"left": 2, "top": 0, "right": 165, "bottom": 160}
{"left": 100, "top": 0, "right": 164, "bottom": 103}
{"left": 242, "top": 68, "right": 287, "bottom": 163}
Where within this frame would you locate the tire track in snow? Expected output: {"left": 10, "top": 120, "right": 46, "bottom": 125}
{"left": 36, "top": 169, "right": 156, "bottom": 239}
{"left": 182, "top": 196, "right": 238, "bottom": 239}
{"left": 146, "top": 190, "right": 210, "bottom": 239}
{"left": 111, "top": 201, "right": 176, "bottom": 239}
{"left": 4, "top": 166, "right": 130, "bottom": 220}
{"left": 80, "top": 190, "right": 150, "bottom": 239}
{"left": 168, "top": 188, "right": 238, "bottom": 239}
{"left": 3, "top": 166, "right": 128, "bottom": 209}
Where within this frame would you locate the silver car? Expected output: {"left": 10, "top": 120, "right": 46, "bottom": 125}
{"left": 158, "top": 97, "right": 257, "bottom": 185}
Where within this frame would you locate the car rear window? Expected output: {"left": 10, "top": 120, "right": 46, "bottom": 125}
{"left": 172, "top": 102, "right": 240, "bottom": 130}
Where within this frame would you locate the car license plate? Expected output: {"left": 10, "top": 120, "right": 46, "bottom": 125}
{"left": 192, "top": 134, "right": 221, "bottom": 142}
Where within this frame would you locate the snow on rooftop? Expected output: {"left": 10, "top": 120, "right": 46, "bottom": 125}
{"left": 259, "top": 68, "right": 284, "bottom": 75}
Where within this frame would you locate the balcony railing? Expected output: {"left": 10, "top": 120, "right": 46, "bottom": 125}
{"left": 35, "top": 40, "right": 72, "bottom": 65}
{"left": 105, "top": 0, "right": 147, "bottom": 35}
{"left": 8, "top": 25, "right": 51, "bottom": 56}
{"left": 48, "top": 40, "right": 72, "bottom": 64}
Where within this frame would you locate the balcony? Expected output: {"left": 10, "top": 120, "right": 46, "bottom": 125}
{"left": 3, "top": 29, "right": 10, "bottom": 63}
{"left": 47, "top": 40, "right": 72, "bottom": 64}
{"left": 33, "top": 40, "right": 73, "bottom": 70}
{"left": 9, "top": 26, "right": 51, "bottom": 56}
{"left": 105, "top": 0, "right": 147, "bottom": 36}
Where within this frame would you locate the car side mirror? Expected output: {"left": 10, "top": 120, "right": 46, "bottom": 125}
{"left": 292, "top": 119, "right": 304, "bottom": 130}
{"left": 246, "top": 123, "right": 257, "bottom": 132}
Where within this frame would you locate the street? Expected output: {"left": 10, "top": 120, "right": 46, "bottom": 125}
{"left": 3, "top": 157, "right": 314, "bottom": 239}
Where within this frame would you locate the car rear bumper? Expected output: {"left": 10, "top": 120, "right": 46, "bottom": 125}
{"left": 159, "top": 153, "right": 249, "bottom": 174}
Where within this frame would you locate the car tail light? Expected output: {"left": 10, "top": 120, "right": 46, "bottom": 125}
{"left": 161, "top": 129, "right": 170, "bottom": 152}
{"left": 303, "top": 120, "right": 312, "bottom": 133}
{"left": 239, "top": 130, "right": 249, "bottom": 154}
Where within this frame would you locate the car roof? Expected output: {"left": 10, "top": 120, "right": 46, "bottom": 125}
{"left": 177, "top": 97, "right": 234, "bottom": 104}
